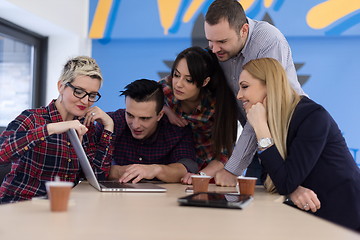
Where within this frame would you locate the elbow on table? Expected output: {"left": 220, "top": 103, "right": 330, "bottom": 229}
{"left": 273, "top": 182, "right": 298, "bottom": 196}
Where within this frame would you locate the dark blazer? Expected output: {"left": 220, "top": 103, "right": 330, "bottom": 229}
{"left": 259, "top": 97, "right": 360, "bottom": 230}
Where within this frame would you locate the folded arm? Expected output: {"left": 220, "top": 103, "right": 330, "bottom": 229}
{"left": 224, "top": 122, "right": 258, "bottom": 176}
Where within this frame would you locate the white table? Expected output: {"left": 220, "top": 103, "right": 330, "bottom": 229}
{"left": 0, "top": 182, "right": 359, "bottom": 240}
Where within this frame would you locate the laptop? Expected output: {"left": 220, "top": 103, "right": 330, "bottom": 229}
{"left": 67, "top": 128, "right": 166, "bottom": 192}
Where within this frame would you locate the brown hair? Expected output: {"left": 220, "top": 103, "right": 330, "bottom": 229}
{"left": 205, "top": 0, "right": 248, "bottom": 33}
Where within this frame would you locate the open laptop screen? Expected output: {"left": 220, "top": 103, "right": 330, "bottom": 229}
{"left": 67, "top": 128, "right": 166, "bottom": 192}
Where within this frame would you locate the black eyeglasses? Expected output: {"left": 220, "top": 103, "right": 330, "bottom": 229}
{"left": 65, "top": 82, "right": 101, "bottom": 102}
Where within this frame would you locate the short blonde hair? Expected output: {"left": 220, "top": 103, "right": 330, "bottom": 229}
{"left": 243, "top": 58, "right": 301, "bottom": 193}
{"left": 59, "top": 56, "right": 103, "bottom": 86}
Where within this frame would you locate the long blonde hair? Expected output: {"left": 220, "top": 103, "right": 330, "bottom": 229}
{"left": 243, "top": 58, "right": 301, "bottom": 193}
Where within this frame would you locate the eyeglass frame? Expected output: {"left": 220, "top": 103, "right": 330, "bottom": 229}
{"left": 65, "top": 82, "right": 102, "bottom": 102}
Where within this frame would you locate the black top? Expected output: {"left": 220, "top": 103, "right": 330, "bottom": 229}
{"left": 259, "top": 97, "right": 360, "bottom": 230}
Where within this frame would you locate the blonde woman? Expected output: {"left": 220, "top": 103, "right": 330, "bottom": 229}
{"left": 0, "top": 56, "right": 114, "bottom": 203}
{"left": 238, "top": 58, "right": 360, "bottom": 231}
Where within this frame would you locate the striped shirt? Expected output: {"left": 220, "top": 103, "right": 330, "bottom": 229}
{"left": 107, "top": 109, "right": 198, "bottom": 174}
{"left": 221, "top": 18, "right": 306, "bottom": 175}
{"left": 160, "top": 77, "right": 229, "bottom": 169}
{"left": 0, "top": 100, "right": 114, "bottom": 203}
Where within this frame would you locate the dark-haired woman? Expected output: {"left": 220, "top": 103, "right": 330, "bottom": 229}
{"left": 160, "top": 46, "right": 238, "bottom": 184}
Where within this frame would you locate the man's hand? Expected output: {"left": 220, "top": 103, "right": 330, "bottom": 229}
{"left": 119, "top": 164, "right": 161, "bottom": 183}
{"left": 109, "top": 165, "right": 126, "bottom": 180}
{"left": 289, "top": 186, "right": 321, "bottom": 212}
{"left": 214, "top": 169, "right": 237, "bottom": 187}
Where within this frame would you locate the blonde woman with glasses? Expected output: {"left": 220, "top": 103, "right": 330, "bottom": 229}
{"left": 238, "top": 58, "right": 360, "bottom": 231}
{"left": 0, "top": 56, "right": 114, "bottom": 204}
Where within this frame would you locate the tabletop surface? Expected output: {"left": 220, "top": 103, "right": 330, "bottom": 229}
{"left": 0, "top": 182, "right": 359, "bottom": 240}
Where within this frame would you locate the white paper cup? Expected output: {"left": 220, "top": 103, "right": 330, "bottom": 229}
{"left": 237, "top": 176, "right": 257, "bottom": 196}
{"left": 45, "top": 181, "right": 74, "bottom": 212}
{"left": 191, "top": 175, "right": 212, "bottom": 193}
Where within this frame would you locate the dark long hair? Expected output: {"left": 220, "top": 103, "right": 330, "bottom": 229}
{"left": 171, "top": 46, "right": 238, "bottom": 158}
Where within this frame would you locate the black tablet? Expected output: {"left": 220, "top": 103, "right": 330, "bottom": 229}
{"left": 178, "top": 192, "right": 253, "bottom": 209}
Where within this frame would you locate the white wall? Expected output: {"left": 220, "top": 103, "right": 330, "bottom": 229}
{"left": 0, "top": 0, "right": 91, "bottom": 103}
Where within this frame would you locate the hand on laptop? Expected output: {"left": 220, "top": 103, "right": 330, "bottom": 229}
{"left": 109, "top": 165, "right": 126, "bottom": 180}
{"left": 109, "top": 164, "right": 161, "bottom": 184}
{"left": 47, "top": 120, "right": 88, "bottom": 142}
{"left": 109, "top": 163, "right": 187, "bottom": 183}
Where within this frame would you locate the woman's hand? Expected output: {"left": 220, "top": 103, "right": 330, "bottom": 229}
{"left": 181, "top": 172, "right": 196, "bottom": 185}
{"left": 247, "top": 100, "right": 272, "bottom": 140}
{"left": 84, "top": 106, "right": 114, "bottom": 132}
{"left": 163, "top": 105, "right": 188, "bottom": 127}
{"left": 47, "top": 120, "right": 88, "bottom": 141}
{"left": 246, "top": 102, "right": 267, "bottom": 130}
{"left": 289, "top": 186, "right": 321, "bottom": 212}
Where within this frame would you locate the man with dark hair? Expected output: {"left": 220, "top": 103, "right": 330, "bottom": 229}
{"left": 103, "top": 79, "right": 198, "bottom": 183}
{"left": 204, "top": 0, "right": 306, "bottom": 186}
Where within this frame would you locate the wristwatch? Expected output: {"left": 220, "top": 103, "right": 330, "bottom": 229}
{"left": 198, "top": 171, "right": 207, "bottom": 176}
{"left": 257, "top": 138, "right": 274, "bottom": 149}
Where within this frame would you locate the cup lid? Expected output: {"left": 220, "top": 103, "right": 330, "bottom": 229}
{"left": 45, "top": 181, "right": 74, "bottom": 187}
{"left": 237, "top": 176, "right": 257, "bottom": 180}
{"left": 191, "top": 175, "right": 213, "bottom": 179}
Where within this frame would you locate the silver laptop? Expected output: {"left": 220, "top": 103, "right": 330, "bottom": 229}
{"left": 67, "top": 128, "right": 166, "bottom": 192}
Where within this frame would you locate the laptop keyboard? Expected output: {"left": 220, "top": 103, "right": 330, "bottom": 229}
{"left": 99, "top": 181, "right": 135, "bottom": 188}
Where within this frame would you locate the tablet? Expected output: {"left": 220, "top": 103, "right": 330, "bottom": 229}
{"left": 178, "top": 192, "right": 253, "bottom": 209}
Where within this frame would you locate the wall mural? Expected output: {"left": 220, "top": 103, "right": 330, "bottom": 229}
{"left": 89, "top": 0, "right": 360, "bottom": 166}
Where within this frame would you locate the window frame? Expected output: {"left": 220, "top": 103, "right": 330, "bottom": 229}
{"left": 0, "top": 18, "right": 47, "bottom": 133}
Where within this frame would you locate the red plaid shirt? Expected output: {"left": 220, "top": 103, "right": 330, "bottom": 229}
{"left": 0, "top": 100, "right": 114, "bottom": 203}
{"left": 160, "top": 77, "right": 229, "bottom": 169}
